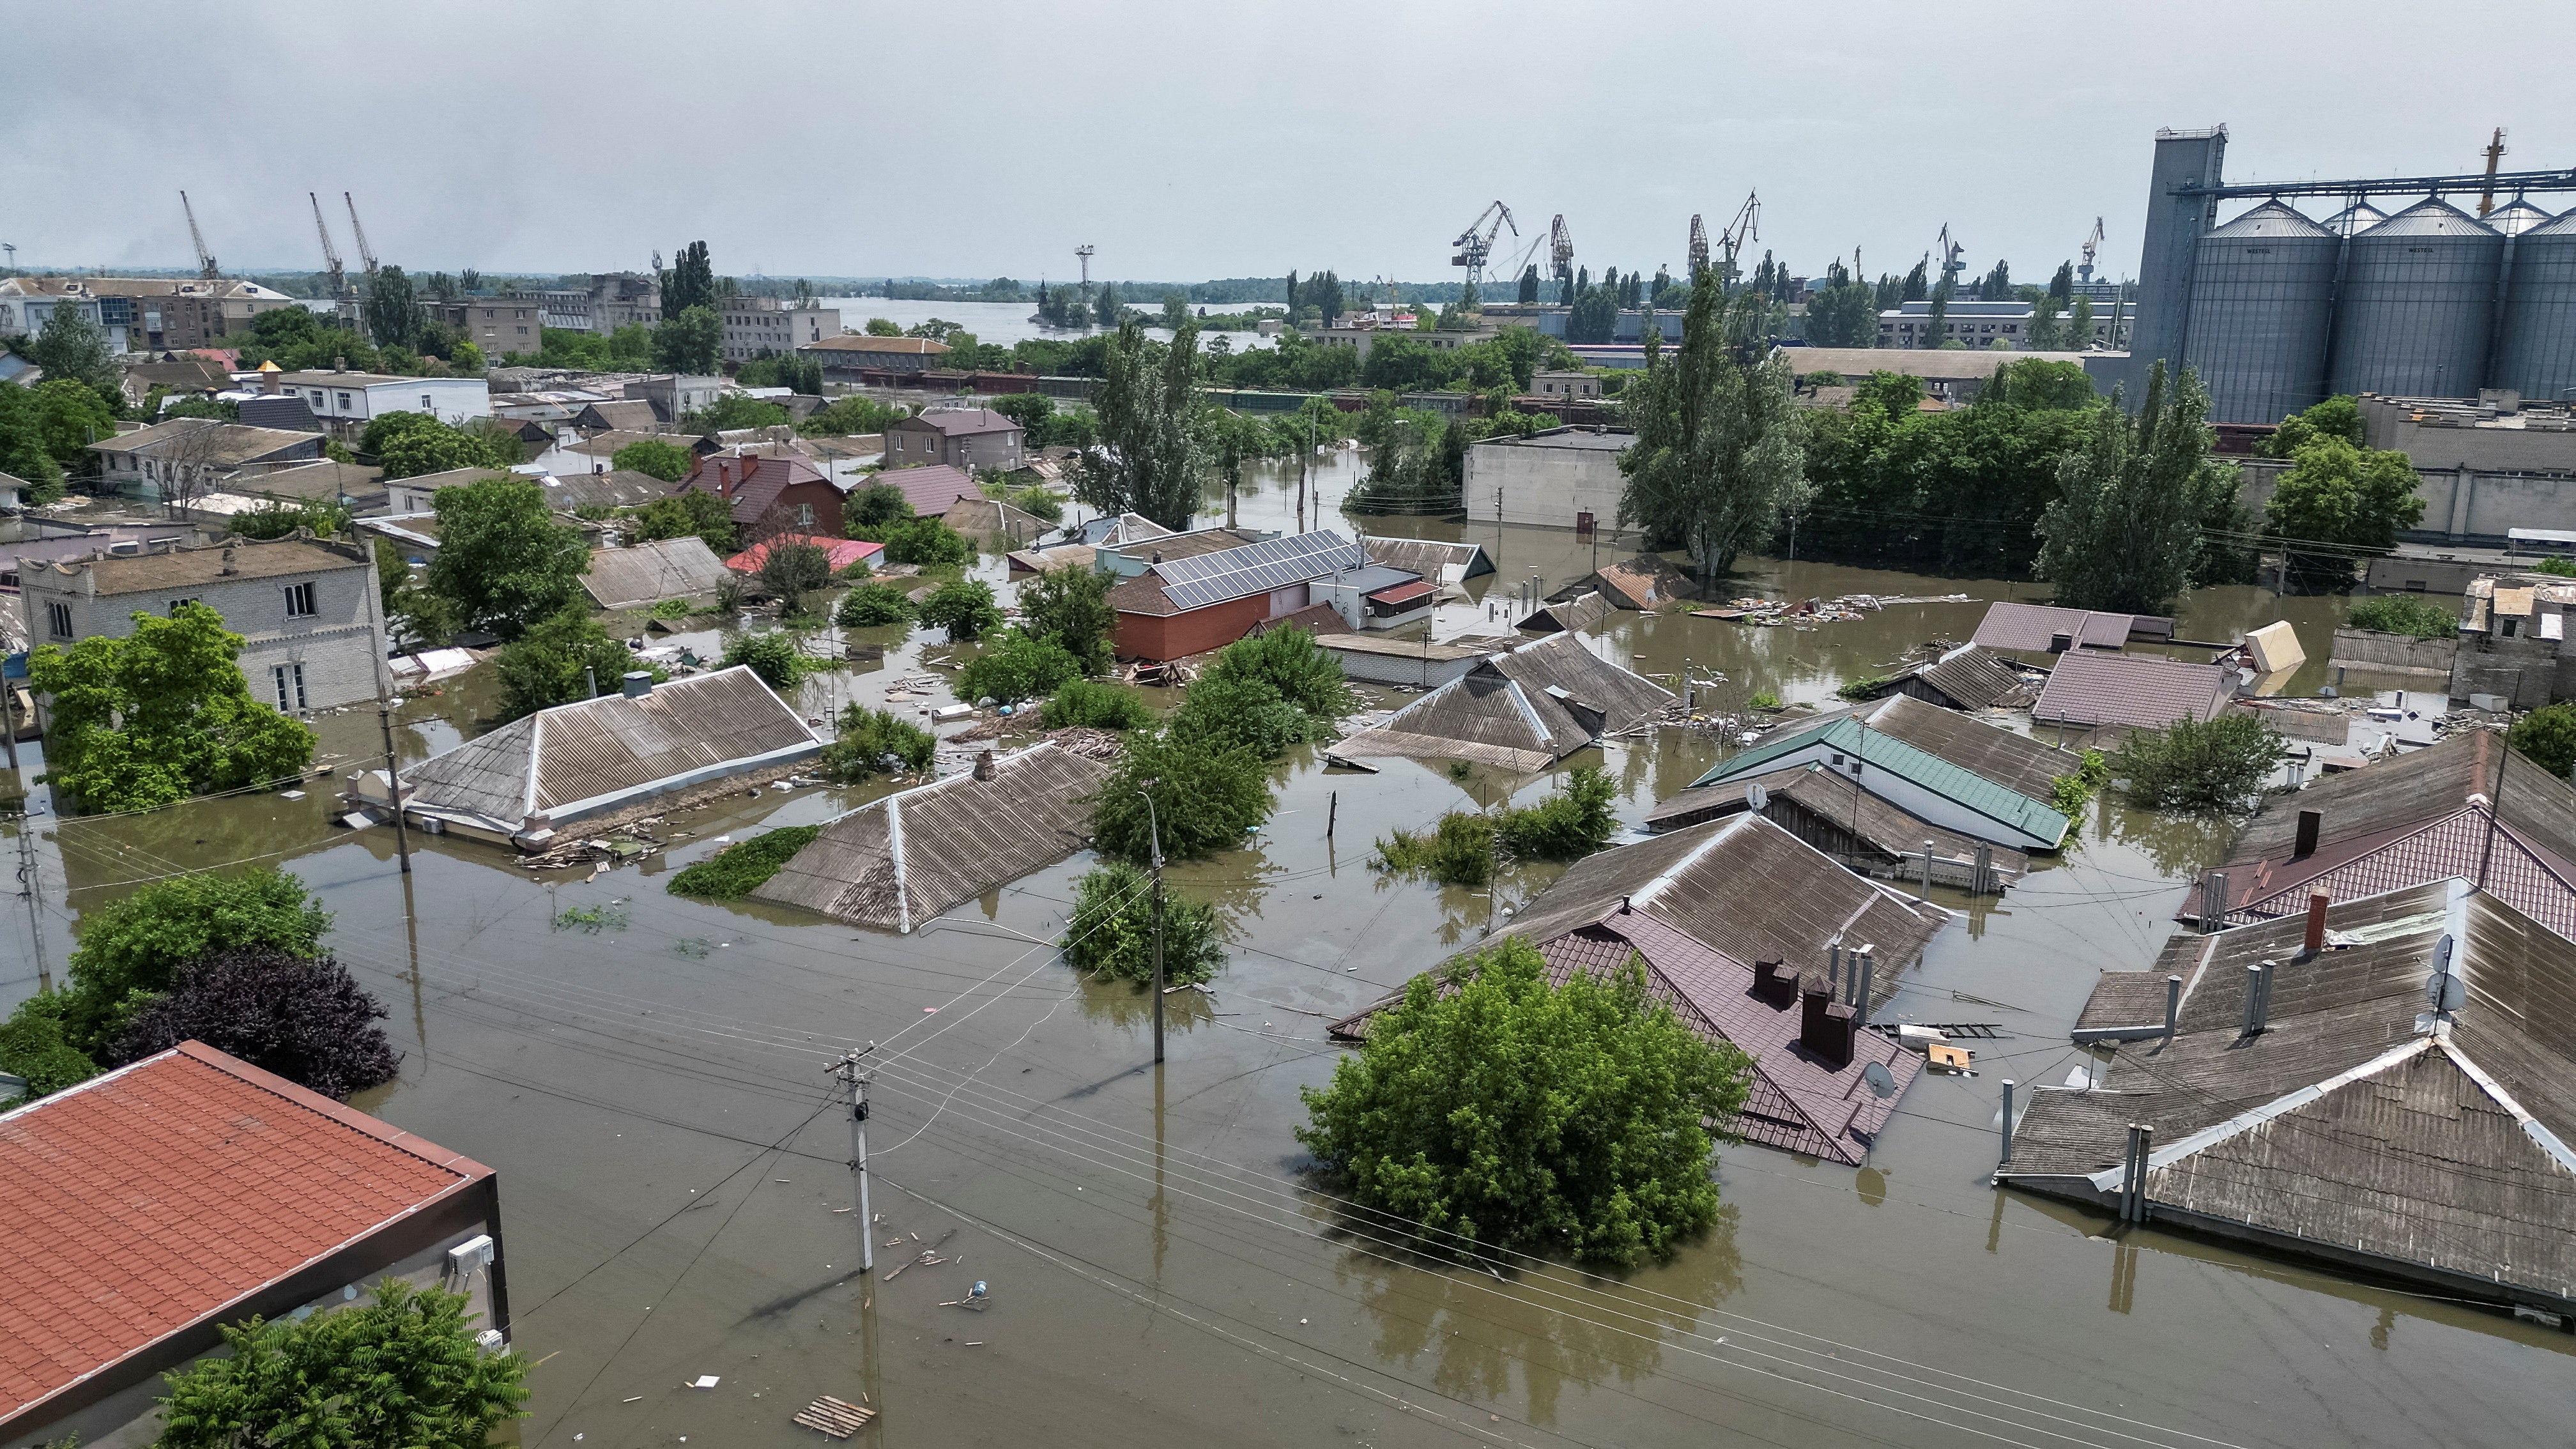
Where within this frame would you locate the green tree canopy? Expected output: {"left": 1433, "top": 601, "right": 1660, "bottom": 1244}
{"left": 1616, "top": 270, "right": 1808, "bottom": 577}
{"left": 27, "top": 604, "right": 316, "bottom": 813}
{"left": 27, "top": 300, "right": 123, "bottom": 410}
{"left": 2264, "top": 435, "right": 2425, "bottom": 581}
{"left": 24, "top": 377, "right": 119, "bottom": 475}
{"left": 844, "top": 481, "right": 913, "bottom": 532}
{"left": 612, "top": 438, "right": 694, "bottom": 482}
{"left": 2258, "top": 394, "right": 2366, "bottom": 459}
{"left": 1073, "top": 319, "right": 1210, "bottom": 529}
{"left": 493, "top": 608, "right": 648, "bottom": 723}
{"left": 2112, "top": 712, "right": 2288, "bottom": 811}
{"left": 424, "top": 476, "right": 591, "bottom": 637}
{"left": 364, "top": 264, "right": 423, "bottom": 351}
{"left": 663, "top": 240, "right": 716, "bottom": 315}
{"left": 919, "top": 578, "right": 1001, "bottom": 640}
{"left": 2507, "top": 707, "right": 2576, "bottom": 780}
{"left": 157, "top": 1279, "right": 527, "bottom": 1448}
{"left": 698, "top": 394, "right": 789, "bottom": 431}
{"left": 955, "top": 628, "right": 1084, "bottom": 704}
{"left": 1062, "top": 861, "right": 1225, "bottom": 987}
{"left": 1091, "top": 724, "right": 1274, "bottom": 863}
{"left": 1015, "top": 562, "right": 1117, "bottom": 674}
{"left": 361, "top": 410, "right": 515, "bottom": 480}
{"left": 721, "top": 631, "right": 806, "bottom": 691}
{"left": 631, "top": 488, "right": 734, "bottom": 554}
{"left": 835, "top": 580, "right": 916, "bottom": 627}
{"left": 1296, "top": 937, "right": 1751, "bottom": 1267}
{"left": 818, "top": 703, "right": 934, "bottom": 781}
{"left": 235, "top": 305, "right": 382, "bottom": 373}
{"left": 654, "top": 304, "right": 721, "bottom": 374}
{"left": 2034, "top": 363, "right": 2246, "bottom": 615}
{"left": 0, "top": 378, "right": 68, "bottom": 496}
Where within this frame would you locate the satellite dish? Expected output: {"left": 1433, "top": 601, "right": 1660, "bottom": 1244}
{"left": 1744, "top": 783, "right": 1769, "bottom": 813}
{"left": 1862, "top": 1061, "right": 1897, "bottom": 1099}
{"left": 2425, "top": 970, "right": 2467, "bottom": 1012}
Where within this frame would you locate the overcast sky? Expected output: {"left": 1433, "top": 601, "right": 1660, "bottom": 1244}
{"left": 10, "top": 1, "right": 2573, "bottom": 289}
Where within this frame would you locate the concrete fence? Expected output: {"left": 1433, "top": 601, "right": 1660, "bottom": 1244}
{"left": 2326, "top": 627, "right": 2458, "bottom": 678}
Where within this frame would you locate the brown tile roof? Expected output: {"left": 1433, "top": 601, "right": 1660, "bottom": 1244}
{"left": 896, "top": 408, "right": 1020, "bottom": 438}
{"left": 1869, "top": 645, "right": 2041, "bottom": 711}
{"left": 0, "top": 1043, "right": 489, "bottom": 1422}
{"left": 2032, "top": 650, "right": 2232, "bottom": 730}
{"left": 26, "top": 534, "right": 370, "bottom": 594}
{"left": 801, "top": 335, "right": 949, "bottom": 355}
{"left": 1331, "top": 632, "right": 1674, "bottom": 771}
{"left": 685, "top": 452, "right": 832, "bottom": 525}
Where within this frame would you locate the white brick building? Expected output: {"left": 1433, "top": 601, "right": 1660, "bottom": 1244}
{"left": 266, "top": 370, "right": 493, "bottom": 438}
{"left": 19, "top": 534, "right": 392, "bottom": 716}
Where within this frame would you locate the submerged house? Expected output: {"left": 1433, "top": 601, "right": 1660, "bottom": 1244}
{"left": 362, "top": 666, "right": 820, "bottom": 848}
{"left": 1516, "top": 589, "right": 1613, "bottom": 636}
{"left": 1969, "top": 600, "right": 2177, "bottom": 655}
{"left": 2030, "top": 650, "right": 2233, "bottom": 734}
{"left": 1356, "top": 535, "right": 1496, "bottom": 590}
{"left": 2004, "top": 878, "right": 2576, "bottom": 1318}
{"left": 1331, "top": 813, "right": 1952, "bottom": 1165}
{"left": 1685, "top": 694, "right": 2073, "bottom": 852}
{"left": 581, "top": 536, "right": 733, "bottom": 610}
{"left": 1840, "top": 644, "right": 2042, "bottom": 712}
{"left": 1328, "top": 632, "right": 1673, "bottom": 772}
{"left": 1646, "top": 761, "right": 2028, "bottom": 891}
{"left": 1552, "top": 555, "right": 1698, "bottom": 611}
{"left": 1108, "top": 530, "right": 1372, "bottom": 661}
{"left": 2192, "top": 730, "right": 2576, "bottom": 940}
{"left": 754, "top": 742, "right": 1110, "bottom": 932}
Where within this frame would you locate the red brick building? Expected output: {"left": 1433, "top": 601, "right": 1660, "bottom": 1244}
{"left": 1108, "top": 530, "right": 1372, "bottom": 661}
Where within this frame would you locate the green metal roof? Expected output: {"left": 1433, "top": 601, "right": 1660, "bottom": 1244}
{"left": 1692, "top": 715, "right": 2071, "bottom": 848}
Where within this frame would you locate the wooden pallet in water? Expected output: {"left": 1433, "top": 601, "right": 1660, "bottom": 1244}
{"left": 794, "top": 1395, "right": 877, "bottom": 1439}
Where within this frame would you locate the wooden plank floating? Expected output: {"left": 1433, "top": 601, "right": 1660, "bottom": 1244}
{"left": 794, "top": 1393, "right": 877, "bottom": 1438}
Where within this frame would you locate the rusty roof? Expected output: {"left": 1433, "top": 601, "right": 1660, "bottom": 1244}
{"left": 1563, "top": 555, "right": 1698, "bottom": 610}
{"left": 753, "top": 743, "right": 1110, "bottom": 931}
{"left": 2031, "top": 650, "right": 2231, "bottom": 730}
{"left": 0, "top": 1043, "right": 489, "bottom": 1423}
{"left": 1897, "top": 645, "right": 2041, "bottom": 710}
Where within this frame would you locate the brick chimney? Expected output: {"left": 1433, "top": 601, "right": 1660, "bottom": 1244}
{"left": 1800, "top": 980, "right": 1856, "bottom": 1065}
{"left": 2302, "top": 891, "right": 2329, "bottom": 958}
{"left": 1752, "top": 958, "right": 1797, "bottom": 1007}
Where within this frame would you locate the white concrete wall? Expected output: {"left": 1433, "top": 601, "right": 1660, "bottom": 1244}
{"left": 1462, "top": 438, "right": 1627, "bottom": 529}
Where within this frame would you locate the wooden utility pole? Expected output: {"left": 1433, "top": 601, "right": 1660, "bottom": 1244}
{"left": 14, "top": 811, "right": 48, "bottom": 992}
{"left": 1137, "top": 785, "right": 1166, "bottom": 1064}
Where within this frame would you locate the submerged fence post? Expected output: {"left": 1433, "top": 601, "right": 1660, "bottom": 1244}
{"left": 1998, "top": 1079, "right": 2015, "bottom": 1170}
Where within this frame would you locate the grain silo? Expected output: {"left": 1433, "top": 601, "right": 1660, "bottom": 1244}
{"left": 2494, "top": 208, "right": 2576, "bottom": 402}
{"left": 2486, "top": 196, "right": 2556, "bottom": 238}
{"left": 2322, "top": 201, "right": 2387, "bottom": 237}
{"left": 2182, "top": 201, "right": 2341, "bottom": 424}
{"left": 2327, "top": 197, "right": 2503, "bottom": 398}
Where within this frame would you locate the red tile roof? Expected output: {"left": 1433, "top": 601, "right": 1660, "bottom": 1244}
{"left": 1367, "top": 578, "right": 1434, "bottom": 606}
{"left": 0, "top": 1043, "right": 489, "bottom": 1422}
{"left": 726, "top": 533, "right": 884, "bottom": 573}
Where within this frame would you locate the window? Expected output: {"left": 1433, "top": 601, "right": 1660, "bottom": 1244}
{"left": 336, "top": 392, "right": 353, "bottom": 410}
{"left": 309, "top": 389, "right": 326, "bottom": 405}
{"left": 167, "top": 597, "right": 196, "bottom": 614}
{"left": 421, "top": 394, "right": 434, "bottom": 410}
{"left": 284, "top": 581, "right": 317, "bottom": 618}
{"left": 799, "top": 503, "right": 815, "bottom": 525}
{"left": 272, "top": 663, "right": 307, "bottom": 712}
{"left": 46, "top": 601, "right": 73, "bottom": 638}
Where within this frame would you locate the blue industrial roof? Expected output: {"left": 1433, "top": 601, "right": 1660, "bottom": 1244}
{"left": 1692, "top": 714, "right": 2071, "bottom": 848}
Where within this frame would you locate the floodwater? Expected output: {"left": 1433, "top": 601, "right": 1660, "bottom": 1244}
{"left": 5, "top": 463, "right": 2570, "bottom": 1449}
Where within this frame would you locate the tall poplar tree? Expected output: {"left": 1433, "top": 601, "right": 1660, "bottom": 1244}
{"left": 1075, "top": 319, "right": 1210, "bottom": 530}
{"left": 2035, "top": 362, "right": 2246, "bottom": 615}
{"left": 1615, "top": 268, "right": 1807, "bottom": 579}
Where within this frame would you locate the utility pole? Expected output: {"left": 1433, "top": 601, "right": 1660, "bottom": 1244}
{"left": 833, "top": 1044, "right": 879, "bottom": 1273}
{"left": 1137, "top": 787, "right": 1167, "bottom": 1063}
{"left": 14, "top": 810, "right": 49, "bottom": 992}
{"left": 1298, "top": 412, "right": 1312, "bottom": 534}
{"left": 378, "top": 701, "right": 412, "bottom": 874}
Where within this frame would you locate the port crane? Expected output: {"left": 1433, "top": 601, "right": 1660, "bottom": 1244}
{"left": 344, "top": 192, "right": 379, "bottom": 276}
{"left": 2480, "top": 126, "right": 2509, "bottom": 216}
{"left": 1687, "top": 215, "right": 1709, "bottom": 275}
{"left": 180, "top": 192, "right": 217, "bottom": 279}
{"left": 309, "top": 192, "right": 346, "bottom": 298}
{"left": 1715, "top": 191, "right": 1759, "bottom": 284}
{"left": 1934, "top": 223, "right": 1966, "bottom": 289}
{"left": 1549, "top": 214, "right": 1575, "bottom": 298}
{"left": 2077, "top": 217, "right": 2104, "bottom": 286}
{"left": 1449, "top": 201, "right": 1517, "bottom": 294}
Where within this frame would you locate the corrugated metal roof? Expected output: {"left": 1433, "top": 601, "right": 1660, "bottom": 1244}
{"left": 1911, "top": 645, "right": 2039, "bottom": 710}
{"left": 1517, "top": 590, "right": 1613, "bottom": 635}
{"left": 2365, "top": 196, "right": 2499, "bottom": 239}
{"left": 1152, "top": 530, "right": 1368, "bottom": 611}
{"left": 583, "top": 537, "right": 734, "bottom": 609}
{"left": 1358, "top": 535, "right": 1495, "bottom": 581}
{"left": 1970, "top": 600, "right": 2161, "bottom": 652}
{"left": 1330, "top": 632, "right": 1673, "bottom": 771}
{"left": 2208, "top": 199, "right": 2336, "bottom": 240}
{"left": 1861, "top": 694, "right": 2072, "bottom": 802}
{"left": 2031, "top": 650, "right": 2231, "bottom": 730}
{"left": 1647, "top": 762, "right": 2028, "bottom": 875}
{"left": 1694, "top": 709, "right": 2071, "bottom": 848}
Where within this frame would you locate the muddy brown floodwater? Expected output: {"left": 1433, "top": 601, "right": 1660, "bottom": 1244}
{"left": 3, "top": 455, "right": 2567, "bottom": 1449}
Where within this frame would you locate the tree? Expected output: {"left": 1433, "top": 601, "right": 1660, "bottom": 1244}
{"left": 698, "top": 394, "right": 788, "bottom": 431}
{"left": 2035, "top": 363, "right": 2244, "bottom": 615}
{"left": 27, "top": 302, "right": 121, "bottom": 410}
{"left": 0, "top": 379, "right": 68, "bottom": 498}
{"left": 1919, "top": 280, "right": 1952, "bottom": 348}
{"left": 27, "top": 604, "right": 316, "bottom": 814}
{"left": 362, "top": 410, "right": 513, "bottom": 480}
{"left": 2258, "top": 394, "right": 2367, "bottom": 459}
{"left": 836, "top": 581, "right": 916, "bottom": 627}
{"left": 2264, "top": 436, "right": 2425, "bottom": 582}
{"left": 631, "top": 488, "right": 734, "bottom": 554}
{"left": 1518, "top": 264, "right": 1540, "bottom": 305}
{"left": 1160, "top": 291, "right": 1193, "bottom": 333}
{"left": 1901, "top": 261, "right": 1928, "bottom": 303}
{"left": 424, "top": 475, "right": 590, "bottom": 638}
{"left": 111, "top": 948, "right": 398, "bottom": 1099}
{"left": 655, "top": 304, "right": 721, "bottom": 374}
{"left": 663, "top": 240, "right": 716, "bottom": 316}
{"left": 1094, "top": 281, "right": 1123, "bottom": 328}
{"left": 157, "top": 1279, "right": 528, "bottom": 1448}
{"left": 818, "top": 703, "right": 934, "bottom": 781}
{"left": 1062, "top": 861, "right": 1225, "bottom": 987}
{"left": 864, "top": 317, "right": 903, "bottom": 337}
{"left": 844, "top": 480, "right": 913, "bottom": 532}
{"left": 2048, "top": 261, "right": 2075, "bottom": 302}
{"left": 1196, "top": 624, "right": 1354, "bottom": 723}
{"left": 955, "top": 628, "right": 1084, "bottom": 703}
{"left": 875, "top": 516, "right": 972, "bottom": 567}
{"left": 802, "top": 394, "right": 909, "bottom": 438}
{"left": 919, "top": 578, "right": 1002, "bottom": 640}
{"left": 364, "top": 264, "right": 422, "bottom": 351}
{"left": 493, "top": 608, "right": 646, "bottom": 722}
{"left": 1090, "top": 724, "right": 1274, "bottom": 863}
{"left": 756, "top": 537, "right": 834, "bottom": 617}
{"left": 1801, "top": 258, "right": 1878, "bottom": 349}
{"left": 1492, "top": 765, "right": 1620, "bottom": 860}
{"left": 1015, "top": 562, "right": 1117, "bottom": 673}
{"left": 1616, "top": 270, "right": 1808, "bottom": 578}
{"left": 613, "top": 438, "right": 694, "bottom": 482}
{"left": 721, "top": 631, "right": 806, "bottom": 691}
{"left": 1074, "top": 319, "right": 1210, "bottom": 529}
{"left": 2112, "top": 712, "right": 2288, "bottom": 811}
{"left": 1041, "top": 678, "right": 1153, "bottom": 730}
{"left": 2508, "top": 707, "right": 2576, "bottom": 780}
{"left": 1567, "top": 282, "right": 1618, "bottom": 344}
{"left": 26, "top": 376, "right": 118, "bottom": 476}
{"left": 1296, "top": 937, "right": 1751, "bottom": 1268}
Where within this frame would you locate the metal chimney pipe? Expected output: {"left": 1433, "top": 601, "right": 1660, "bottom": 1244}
{"left": 1827, "top": 939, "right": 1843, "bottom": 1001}
{"left": 1853, "top": 945, "right": 1876, "bottom": 1028}
{"left": 2164, "top": 974, "right": 2182, "bottom": 1038}
{"left": 2239, "top": 963, "right": 2265, "bottom": 1036}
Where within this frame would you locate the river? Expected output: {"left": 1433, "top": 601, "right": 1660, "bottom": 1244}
{"left": 3, "top": 474, "right": 2564, "bottom": 1449}
{"left": 815, "top": 296, "right": 1278, "bottom": 351}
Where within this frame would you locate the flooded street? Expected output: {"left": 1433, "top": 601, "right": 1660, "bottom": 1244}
{"left": 5, "top": 460, "right": 2568, "bottom": 1449}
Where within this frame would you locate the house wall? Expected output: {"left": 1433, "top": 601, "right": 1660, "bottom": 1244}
{"left": 19, "top": 548, "right": 392, "bottom": 716}
{"left": 443, "top": 298, "right": 544, "bottom": 358}
{"left": 1115, "top": 594, "right": 1269, "bottom": 661}
{"left": 1461, "top": 437, "right": 1628, "bottom": 529}
{"left": 885, "top": 418, "right": 1024, "bottom": 472}
{"left": 2240, "top": 455, "right": 2576, "bottom": 548}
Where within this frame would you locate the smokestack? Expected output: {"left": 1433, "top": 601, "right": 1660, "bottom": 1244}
{"left": 1800, "top": 979, "right": 1856, "bottom": 1065}
{"left": 2303, "top": 891, "right": 2329, "bottom": 958}
{"left": 2294, "top": 809, "right": 2322, "bottom": 859}
{"left": 621, "top": 671, "right": 652, "bottom": 698}
{"left": 2240, "top": 959, "right": 2276, "bottom": 1037}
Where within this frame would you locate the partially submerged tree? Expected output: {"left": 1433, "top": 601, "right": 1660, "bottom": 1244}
{"left": 631, "top": 488, "right": 735, "bottom": 555}
{"left": 26, "top": 604, "right": 316, "bottom": 812}
{"left": 1091, "top": 724, "right": 1274, "bottom": 863}
{"left": 1616, "top": 268, "right": 1808, "bottom": 578}
{"left": 424, "top": 475, "right": 590, "bottom": 638}
{"left": 755, "top": 537, "right": 834, "bottom": 618}
{"left": 1061, "top": 861, "right": 1225, "bottom": 987}
{"left": 1296, "top": 937, "right": 1751, "bottom": 1267}
{"left": 111, "top": 948, "right": 399, "bottom": 1099}
{"left": 919, "top": 579, "right": 1001, "bottom": 640}
{"left": 1074, "top": 318, "right": 1210, "bottom": 530}
{"left": 492, "top": 608, "right": 648, "bottom": 723}
{"left": 1015, "top": 562, "right": 1118, "bottom": 674}
{"left": 2034, "top": 362, "right": 2247, "bottom": 615}
{"left": 955, "top": 629, "right": 1084, "bottom": 704}
{"left": 818, "top": 704, "right": 935, "bottom": 781}
{"left": 2112, "top": 712, "right": 2288, "bottom": 811}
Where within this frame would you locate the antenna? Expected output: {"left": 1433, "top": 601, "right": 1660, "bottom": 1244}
{"left": 344, "top": 192, "right": 379, "bottom": 275}
{"left": 180, "top": 191, "right": 217, "bottom": 279}
{"left": 309, "top": 192, "right": 346, "bottom": 298}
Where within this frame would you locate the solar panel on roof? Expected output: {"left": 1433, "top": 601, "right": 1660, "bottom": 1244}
{"left": 1155, "top": 530, "right": 1368, "bottom": 611}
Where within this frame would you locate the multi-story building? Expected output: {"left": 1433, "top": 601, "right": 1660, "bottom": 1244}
{"left": 18, "top": 533, "right": 392, "bottom": 716}
{"left": 1874, "top": 298, "right": 2124, "bottom": 351}
{"left": 88, "top": 419, "right": 326, "bottom": 500}
{"left": 436, "top": 296, "right": 547, "bottom": 358}
{"left": 798, "top": 334, "right": 948, "bottom": 382}
{"left": 0, "top": 276, "right": 298, "bottom": 352}
{"left": 532, "top": 272, "right": 663, "bottom": 334}
{"left": 624, "top": 374, "right": 723, "bottom": 422}
{"left": 884, "top": 407, "right": 1024, "bottom": 471}
{"left": 717, "top": 296, "right": 840, "bottom": 362}
{"left": 264, "top": 370, "right": 493, "bottom": 437}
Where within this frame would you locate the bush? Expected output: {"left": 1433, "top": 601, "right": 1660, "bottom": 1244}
{"left": 2508, "top": 706, "right": 2576, "bottom": 778}
{"left": 1746, "top": 690, "right": 1782, "bottom": 710}
{"left": 2113, "top": 712, "right": 2288, "bottom": 811}
{"left": 109, "top": 949, "right": 399, "bottom": 1100}
{"left": 1042, "top": 679, "right": 1154, "bottom": 731}
{"left": 1091, "top": 724, "right": 1275, "bottom": 863}
{"left": 2347, "top": 594, "right": 2458, "bottom": 640}
{"left": 843, "top": 482, "right": 913, "bottom": 532}
{"left": 756, "top": 537, "right": 834, "bottom": 618}
{"left": 919, "top": 579, "right": 1002, "bottom": 640}
{"left": 877, "top": 516, "right": 972, "bottom": 567}
{"left": 1295, "top": 937, "right": 1751, "bottom": 1267}
{"left": 1171, "top": 672, "right": 1315, "bottom": 758}
{"left": 1198, "top": 625, "right": 1355, "bottom": 723}
{"left": 632, "top": 489, "right": 736, "bottom": 555}
{"left": 1375, "top": 812, "right": 1498, "bottom": 887}
{"left": 1008, "top": 486, "right": 1064, "bottom": 523}
{"left": 1016, "top": 563, "right": 1117, "bottom": 674}
{"left": 1836, "top": 675, "right": 1897, "bottom": 700}
{"left": 955, "top": 629, "right": 1084, "bottom": 705}
{"left": 721, "top": 631, "right": 808, "bottom": 691}
{"left": 667, "top": 825, "right": 822, "bottom": 900}
{"left": 1061, "top": 862, "right": 1225, "bottom": 986}
{"left": 2048, "top": 748, "right": 2112, "bottom": 816}
{"left": 0, "top": 993, "right": 98, "bottom": 1098}
{"left": 231, "top": 499, "right": 350, "bottom": 540}
{"left": 819, "top": 705, "right": 935, "bottom": 782}
{"left": 836, "top": 581, "right": 917, "bottom": 627}
{"left": 493, "top": 608, "right": 653, "bottom": 725}
{"left": 2533, "top": 556, "right": 2576, "bottom": 579}
{"left": 1492, "top": 765, "right": 1619, "bottom": 860}
{"left": 612, "top": 438, "right": 694, "bottom": 482}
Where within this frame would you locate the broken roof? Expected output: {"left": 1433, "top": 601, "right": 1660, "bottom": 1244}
{"left": 753, "top": 743, "right": 1111, "bottom": 931}
{"left": 2006, "top": 880, "right": 2576, "bottom": 1312}
{"left": 1560, "top": 555, "right": 1698, "bottom": 610}
{"left": 582, "top": 537, "right": 734, "bottom": 609}
{"left": 1517, "top": 589, "right": 1613, "bottom": 635}
{"left": 1646, "top": 762, "right": 2030, "bottom": 877}
{"left": 1970, "top": 600, "right": 2173, "bottom": 652}
{"left": 2031, "top": 650, "right": 2232, "bottom": 730}
{"left": 1357, "top": 534, "right": 1496, "bottom": 583}
{"left": 1331, "top": 814, "right": 1949, "bottom": 1165}
{"left": 1848, "top": 644, "right": 2040, "bottom": 711}
{"left": 1694, "top": 697, "right": 2073, "bottom": 850}
{"left": 399, "top": 666, "right": 820, "bottom": 836}
{"left": 1330, "top": 632, "right": 1674, "bottom": 771}
{"left": 0, "top": 1042, "right": 491, "bottom": 1425}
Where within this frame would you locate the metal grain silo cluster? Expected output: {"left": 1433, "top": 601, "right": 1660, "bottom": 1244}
{"left": 2326, "top": 197, "right": 2504, "bottom": 400}
{"left": 2183, "top": 201, "right": 2341, "bottom": 425}
{"left": 2494, "top": 210, "right": 2576, "bottom": 404}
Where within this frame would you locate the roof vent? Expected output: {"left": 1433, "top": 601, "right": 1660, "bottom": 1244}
{"left": 108, "top": 540, "right": 142, "bottom": 556}
{"left": 622, "top": 671, "right": 652, "bottom": 698}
